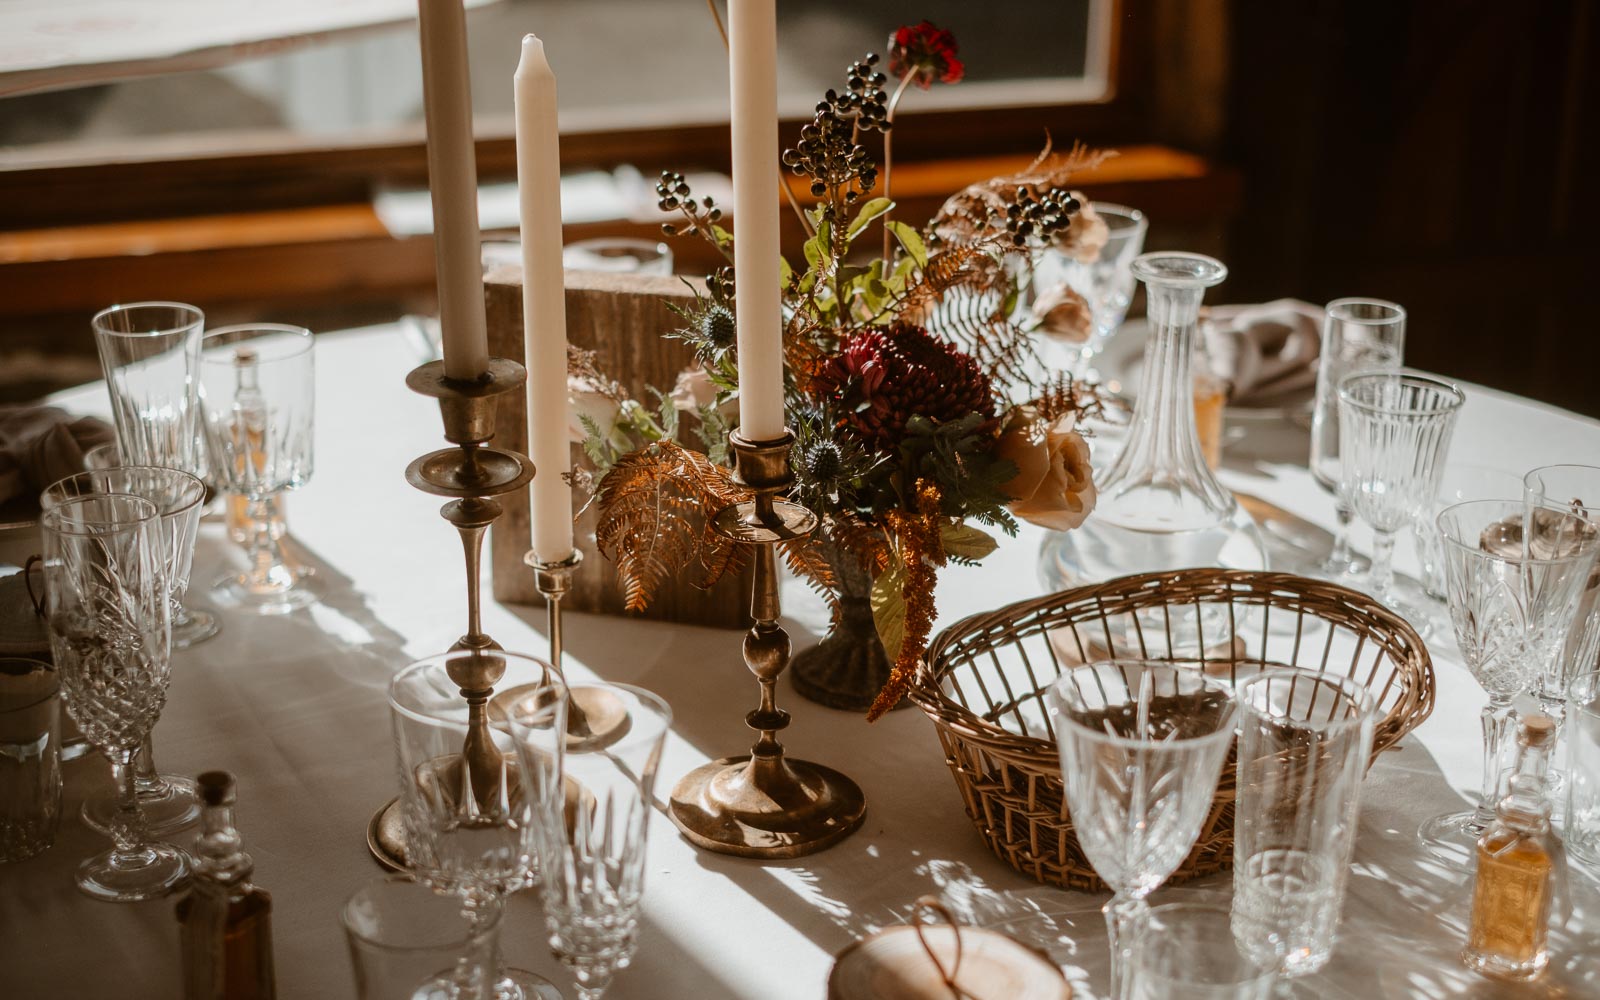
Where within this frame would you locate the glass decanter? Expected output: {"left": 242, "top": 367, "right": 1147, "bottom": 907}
{"left": 1041, "top": 252, "right": 1266, "bottom": 593}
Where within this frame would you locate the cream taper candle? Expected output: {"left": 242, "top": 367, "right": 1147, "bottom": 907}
{"left": 418, "top": 0, "right": 490, "bottom": 380}
{"left": 728, "top": 0, "right": 785, "bottom": 442}
{"left": 515, "top": 34, "right": 575, "bottom": 561}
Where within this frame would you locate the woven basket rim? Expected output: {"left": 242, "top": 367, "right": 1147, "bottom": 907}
{"left": 909, "top": 568, "right": 1433, "bottom": 756}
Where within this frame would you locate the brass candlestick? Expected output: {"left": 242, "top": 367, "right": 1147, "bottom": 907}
{"left": 668, "top": 431, "right": 867, "bottom": 859}
{"left": 367, "top": 358, "right": 537, "bottom": 871}
{"left": 523, "top": 549, "right": 629, "bottom": 748}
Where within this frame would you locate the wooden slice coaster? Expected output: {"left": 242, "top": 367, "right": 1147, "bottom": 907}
{"left": 829, "top": 925, "right": 1070, "bottom": 1000}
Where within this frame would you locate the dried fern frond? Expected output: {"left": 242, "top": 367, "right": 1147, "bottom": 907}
{"left": 894, "top": 246, "right": 1041, "bottom": 395}
{"left": 1029, "top": 374, "right": 1109, "bottom": 431}
{"left": 929, "top": 139, "right": 1114, "bottom": 245}
{"left": 778, "top": 533, "right": 840, "bottom": 619}
{"left": 593, "top": 440, "right": 748, "bottom": 611}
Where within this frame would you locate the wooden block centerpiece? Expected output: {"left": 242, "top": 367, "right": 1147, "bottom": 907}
{"left": 485, "top": 264, "right": 752, "bottom": 629}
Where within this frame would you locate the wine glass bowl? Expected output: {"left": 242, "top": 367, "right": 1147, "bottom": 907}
{"left": 91, "top": 301, "right": 209, "bottom": 481}
{"left": 1046, "top": 660, "right": 1238, "bottom": 999}
{"left": 511, "top": 682, "right": 671, "bottom": 1000}
{"left": 389, "top": 651, "right": 568, "bottom": 1000}
{"left": 1029, "top": 202, "right": 1148, "bottom": 378}
{"left": 1337, "top": 369, "right": 1464, "bottom": 630}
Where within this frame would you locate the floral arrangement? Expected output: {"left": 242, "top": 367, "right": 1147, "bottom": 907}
{"left": 573, "top": 18, "right": 1109, "bottom": 720}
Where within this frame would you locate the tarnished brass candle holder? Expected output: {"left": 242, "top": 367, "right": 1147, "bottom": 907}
{"left": 668, "top": 431, "right": 867, "bottom": 859}
{"left": 367, "top": 358, "right": 537, "bottom": 871}
{"left": 523, "top": 549, "right": 628, "bottom": 749}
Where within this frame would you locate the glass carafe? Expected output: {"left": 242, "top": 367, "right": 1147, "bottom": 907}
{"left": 1041, "top": 252, "right": 1266, "bottom": 592}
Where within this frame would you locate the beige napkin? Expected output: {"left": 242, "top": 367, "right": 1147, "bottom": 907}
{"left": 0, "top": 406, "right": 116, "bottom": 505}
{"left": 1199, "top": 299, "right": 1324, "bottom": 407}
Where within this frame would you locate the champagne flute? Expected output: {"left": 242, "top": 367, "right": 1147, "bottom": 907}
{"left": 1307, "top": 299, "right": 1404, "bottom": 578}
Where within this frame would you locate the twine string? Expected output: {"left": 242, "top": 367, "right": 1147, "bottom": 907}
{"left": 911, "top": 896, "right": 979, "bottom": 1000}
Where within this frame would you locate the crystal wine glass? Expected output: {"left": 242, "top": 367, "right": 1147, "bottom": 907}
{"left": 40, "top": 466, "right": 207, "bottom": 837}
{"left": 1307, "top": 299, "right": 1405, "bottom": 579}
{"left": 389, "top": 650, "right": 568, "bottom": 1000}
{"left": 198, "top": 324, "right": 318, "bottom": 614}
{"left": 1337, "top": 369, "right": 1464, "bottom": 632}
{"left": 1029, "top": 202, "right": 1148, "bottom": 379}
{"left": 39, "top": 493, "right": 189, "bottom": 901}
{"left": 1046, "top": 660, "right": 1238, "bottom": 1000}
{"left": 1523, "top": 465, "right": 1600, "bottom": 740}
{"left": 511, "top": 682, "right": 671, "bottom": 1000}
{"left": 1419, "top": 499, "right": 1599, "bottom": 864}
{"left": 91, "top": 301, "right": 217, "bottom": 646}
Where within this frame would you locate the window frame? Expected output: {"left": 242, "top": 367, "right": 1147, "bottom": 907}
{"left": 0, "top": 0, "right": 1148, "bottom": 230}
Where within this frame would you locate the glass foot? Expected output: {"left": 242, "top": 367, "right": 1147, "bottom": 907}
{"left": 83, "top": 773, "right": 202, "bottom": 837}
{"left": 497, "top": 969, "right": 565, "bottom": 1000}
{"left": 1418, "top": 809, "right": 1486, "bottom": 870}
{"left": 76, "top": 841, "right": 190, "bottom": 902}
{"left": 172, "top": 607, "right": 220, "bottom": 649}
{"left": 212, "top": 566, "right": 320, "bottom": 615}
{"left": 1311, "top": 550, "right": 1371, "bottom": 579}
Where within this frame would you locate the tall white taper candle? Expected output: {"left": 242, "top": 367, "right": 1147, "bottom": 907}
{"left": 417, "top": 0, "right": 490, "bottom": 380}
{"left": 515, "top": 35, "right": 576, "bottom": 561}
{"left": 728, "top": 0, "right": 785, "bottom": 442}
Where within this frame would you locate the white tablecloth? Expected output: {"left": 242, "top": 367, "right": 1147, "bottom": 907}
{"left": 5, "top": 324, "right": 1600, "bottom": 999}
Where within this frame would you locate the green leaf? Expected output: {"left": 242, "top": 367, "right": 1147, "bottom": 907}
{"left": 778, "top": 255, "right": 794, "bottom": 290}
{"left": 802, "top": 219, "right": 831, "bottom": 270}
{"left": 836, "top": 263, "right": 870, "bottom": 288}
{"left": 846, "top": 197, "right": 894, "bottom": 240}
{"left": 886, "top": 220, "right": 928, "bottom": 268}
{"left": 940, "top": 523, "right": 998, "bottom": 562}
{"left": 870, "top": 558, "right": 908, "bottom": 665}
{"left": 710, "top": 224, "right": 734, "bottom": 248}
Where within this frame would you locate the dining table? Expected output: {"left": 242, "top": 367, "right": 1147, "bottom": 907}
{"left": 4, "top": 320, "right": 1599, "bottom": 1000}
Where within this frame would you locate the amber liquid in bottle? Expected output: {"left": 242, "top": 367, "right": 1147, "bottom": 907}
{"left": 176, "top": 771, "right": 276, "bottom": 1000}
{"left": 1463, "top": 715, "right": 1557, "bottom": 982}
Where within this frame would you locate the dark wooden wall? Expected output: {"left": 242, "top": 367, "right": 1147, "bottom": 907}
{"left": 1219, "top": 0, "right": 1600, "bottom": 417}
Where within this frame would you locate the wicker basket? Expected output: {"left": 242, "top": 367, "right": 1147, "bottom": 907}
{"left": 910, "top": 569, "right": 1434, "bottom": 892}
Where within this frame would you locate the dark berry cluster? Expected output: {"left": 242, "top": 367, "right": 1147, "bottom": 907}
{"left": 781, "top": 53, "right": 889, "bottom": 207}
{"left": 655, "top": 171, "right": 722, "bottom": 238}
{"left": 996, "top": 187, "right": 1081, "bottom": 247}
{"left": 836, "top": 53, "right": 891, "bottom": 134}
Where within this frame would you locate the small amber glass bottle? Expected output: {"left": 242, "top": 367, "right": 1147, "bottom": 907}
{"left": 176, "top": 772, "right": 276, "bottom": 1000}
{"left": 1464, "top": 715, "right": 1558, "bottom": 981}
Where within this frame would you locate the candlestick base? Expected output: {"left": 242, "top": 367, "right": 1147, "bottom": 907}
{"left": 670, "top": 754, "right": 865, "bottom": 859}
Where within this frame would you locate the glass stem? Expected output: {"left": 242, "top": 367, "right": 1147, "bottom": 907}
{"left": 458, "top": 890, "right": 504, "bottom": 991}
{"left": 132, "top": 739, "right": 165, "bottom": 797}
{"left": 244, "top": 494, "right": 282, "bottom": 589}
{"left": 1476, "top": 695, "right": 1519, "bottom": 827}
{"left": 107, "top": 747, "right": 149, "bottom": 855}
{"left": 1328, "top": 503, "right": 1356, "bottom": 567}
{"left": 1103, "top": 892, "right": 1148, "bottom": 1000}
{"left": 1369, "top": 527, "right": 1397, "bottom": 599}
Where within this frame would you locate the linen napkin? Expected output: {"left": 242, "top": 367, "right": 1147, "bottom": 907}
{"left": 1199, "top": 298, "right": 1324, "bottom": 407}
{"left": 0, "top": 405, "right": 116, "bottom": 505}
